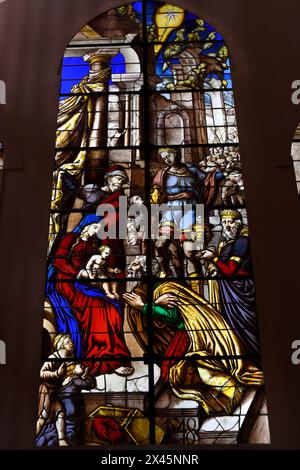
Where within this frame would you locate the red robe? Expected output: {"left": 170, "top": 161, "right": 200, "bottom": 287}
{"left": 53, "top": 233, "right": 131, "bottom": 375}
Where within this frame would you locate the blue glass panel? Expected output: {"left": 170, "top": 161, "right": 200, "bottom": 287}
{"left": 111, "top": 53, "right": 126, "bottom": 74}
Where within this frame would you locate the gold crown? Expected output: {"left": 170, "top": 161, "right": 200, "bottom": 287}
{"left": 158, "top": 147, "right": 178, "bottom": 154}
{"left": 220, "top": 209, "right": 241, "bottom": 220}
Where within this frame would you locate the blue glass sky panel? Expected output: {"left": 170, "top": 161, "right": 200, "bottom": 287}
{"left": 146, "top": 1, "right": 224, "bottom": 43}
{"left": 60, "top": 54, "right": 126, "bottom": 96}
{"left": 132, "top": 1, "right": 142, "bottom": 15}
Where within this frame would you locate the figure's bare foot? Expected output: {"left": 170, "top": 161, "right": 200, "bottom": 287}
{"left": 114, "top": 366, "right": 134, "bottom": 376}
{"left": 58, "top": 439, "right": 69, "bottom": 446}
{"left": 106, "top": 292, "right": 117, "bottom": 299}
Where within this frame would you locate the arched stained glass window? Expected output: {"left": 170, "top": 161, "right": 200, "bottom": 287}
{"left": 37, "top": 1, "right": 270, "bottom": 446}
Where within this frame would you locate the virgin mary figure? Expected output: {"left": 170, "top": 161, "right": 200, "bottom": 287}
{"left": 46, "top": 222, "right": 133, "bottom": 377}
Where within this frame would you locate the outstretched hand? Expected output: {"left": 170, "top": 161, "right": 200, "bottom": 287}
{"left": 154, "top": 293, "right": 178, "bottom": 308}
{"left": 200, "top": 249, "right": 216, "bottom": 260}
{"left": 123, "top": 292, "right": 145, "bottom": 310}
{"left": 57, "top": 363, "right": 67, "bottom": 378}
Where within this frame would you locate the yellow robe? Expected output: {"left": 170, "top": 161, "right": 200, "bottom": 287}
{"left": 49, "top": 67, "right": 110, "bottom": 247}
{"left": 128, "top": 281, "right": 263, "bottom": 415}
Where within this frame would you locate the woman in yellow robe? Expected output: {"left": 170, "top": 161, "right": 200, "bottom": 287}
{"left": 125, "top": 281, "right": 263, "bottom": 416}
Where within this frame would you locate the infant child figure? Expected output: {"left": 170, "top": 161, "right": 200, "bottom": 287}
{"left": 78, "top": 246, "right": 122, "bottom": 300}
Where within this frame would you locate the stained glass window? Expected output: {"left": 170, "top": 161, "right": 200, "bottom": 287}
{"left": 0, "top": 143, "right": 3, "bottom": 167}
{"left": 292, "top": 123, "right": 300, "bottom": 194}
{"left": 37, "top": 1, "right": 270, "bottom": 446}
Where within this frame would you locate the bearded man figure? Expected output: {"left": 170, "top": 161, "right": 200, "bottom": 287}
{"left": 201, "top": 210, "right": 261, "bottom": 365}
{"left": 64, "top": 164, "right": 129, "bottom": 271}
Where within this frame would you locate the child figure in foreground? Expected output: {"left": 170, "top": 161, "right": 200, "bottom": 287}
{"left": 37, "top": 360, "right": 96, "bottom": 446}
{"left": 78, "top": 245, "right": 122, "bottom": 299}
{"left": 57, "top": 363, "right": 96, "bottom": 445}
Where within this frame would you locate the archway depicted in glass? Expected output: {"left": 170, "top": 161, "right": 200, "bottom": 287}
{"left": 36, "top": 2, "right": 270, "bottom": 446}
